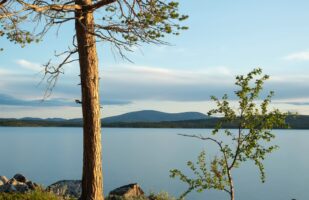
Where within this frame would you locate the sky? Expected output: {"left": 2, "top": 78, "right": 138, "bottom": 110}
{"left": 1, "top": 0, "right": 309, "bottom": 118}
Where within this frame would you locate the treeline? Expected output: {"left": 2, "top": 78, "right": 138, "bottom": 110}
{"left": 0, "top": 120, "right": 82, "bottom": 127}
{"left": 0, "top": 115, "right": 308, "bottom": 129}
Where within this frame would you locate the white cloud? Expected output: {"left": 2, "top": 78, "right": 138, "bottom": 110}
{"left": 151, "top": 45, "right": 187, "bottom": 53}
{"left": 126, "top": 65, "right": 171, "bottom": 76}
{"left": 0, "top": 68, "right": 13, "bottom": 76}
{"left": 4, "top": 59, "right": 309, "bottom": 117}
{"left": 97, "top": 64, "right": 238, "bottom": 102}
{"left": 270, "top": 74, "right": 309, "bottom": 83}
{"left": 16, "top": 59, "right": 42, "bottom": 72}
{"left": 103, "top": 64, "right": 233, "bottom": 85}
{"left": 284, "top": 51, "right": 309, "bottom": 61}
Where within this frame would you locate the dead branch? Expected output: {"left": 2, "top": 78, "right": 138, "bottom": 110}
{"left": 41, "top": 47, "right": 78, "bottom": 98}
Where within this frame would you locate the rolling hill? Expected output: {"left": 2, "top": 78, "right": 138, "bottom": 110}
{"left": 0, "top": 111, "right": 308, "bottom": 129}
{"left": 102, "top": 110, "right": 209, "bottom": 123}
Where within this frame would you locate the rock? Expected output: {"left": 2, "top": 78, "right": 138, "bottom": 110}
{"left": 13, "top": 174, "right": 27, "bottom": 183}
{"left": 26, "top": 181, "right": 39, "bottom": 190}
{"left": 8, "top": 178, "right": 18, "bottom": 185}
{"left": 46, "top": 180, "right": 82, "bottom": 198}
{"left": 3, "top": 178, "right": 29, "bottom": 193}
{"left": 0, "top": 174, "right": 39, "bottom": 193}
{"left": 109, "top": 183, "right": 144, "bottom": 200}
{"left": 0, "top": 176, "right": 8, "bottom": 185}
{"left": 14, "top": 183, "right": 29, "bottom": 193}
{"left": 0, "top": 183, "right": 17, "bottom": 193}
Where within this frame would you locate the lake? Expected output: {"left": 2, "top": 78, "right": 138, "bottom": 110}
{"left": 0, "top": 127, "right": 308, "bottom": 200}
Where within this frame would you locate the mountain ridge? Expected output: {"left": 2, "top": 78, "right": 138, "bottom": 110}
{"left": 102, "top": 110, "right": 209, "bottom": 123}
{"left": 0, "top": 111, "right": 308, "bottom": 129}
{"left": 0, "top": 110, "right": 209, "bottom": 123}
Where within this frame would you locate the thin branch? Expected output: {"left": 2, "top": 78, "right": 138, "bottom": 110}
{"left": 41, "top": 47, "right": 78, "bottom": 98}
{"left": 178, "top": 134, "right": 224, "bottom": 150}
{"left": 223, "top": 188, "right": 230, "bottom": 194}
{"left": 86, "top": 0, "right": 116, "bottom": 11}
{"left": 16, "top": 0, "right": 81, "bottom": 12}
{"left": 178, "top": 133, "right": 233, "bottom": 198}
{"left": 228, "top": 111, "right": 243, "bottom": 170}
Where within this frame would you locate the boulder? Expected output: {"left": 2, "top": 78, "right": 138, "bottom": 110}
{"left": 0, "top": 176, "right": 8, "bottom": 186}
{"left": 26, "top": 181, "right": 39, "bottom": 190}
{"left": 46, "top": 180, "right": 82, "bottom": 198}
{"left": 0, "top": 183, "right": 17, "bottom": 193}
{"left": 109, "top": 183, "right": 144, "bottom": 200}
{"left": 13, "top": 183, "right": 29, "bottom": 193}
{"left": 0, "top": 174, "right": 39, "bottom": 193}
{"left": 3, "top": 178, "right": 29, "bottom": 193}
{"left": 13, "top": 174, "right": 27, "bottom": 183}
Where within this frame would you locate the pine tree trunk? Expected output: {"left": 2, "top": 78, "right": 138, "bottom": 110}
{"left": 75, "top": 0, "right": 104, "bottom": 199}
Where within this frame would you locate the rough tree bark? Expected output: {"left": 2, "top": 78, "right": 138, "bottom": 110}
{"left": 75, "top": 0, "right": 103, "bottom": 199}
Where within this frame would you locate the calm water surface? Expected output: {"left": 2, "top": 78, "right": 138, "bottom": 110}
{"left": 0, "top": 127, "right": 308, "bottom": 200}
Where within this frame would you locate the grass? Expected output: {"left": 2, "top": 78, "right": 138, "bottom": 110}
{"left": 148, "top": 192, "right": 176, "bottom": 200}
{"left": 0, "top": 191, "right": 176, "bottom": 200}
{"left": 106, "top": 192, "right": 176, "bottom": 200}
{"left": 0, "top": 190, "right": 75, "bottom": 200}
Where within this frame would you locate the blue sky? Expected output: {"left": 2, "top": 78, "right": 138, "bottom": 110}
{"left": 1, "top": 0, "right": 309, "bottom": 118}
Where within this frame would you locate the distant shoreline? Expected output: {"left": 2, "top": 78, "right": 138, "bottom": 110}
{"left": 1, "top": 115, "right": 309, "bottom": 129}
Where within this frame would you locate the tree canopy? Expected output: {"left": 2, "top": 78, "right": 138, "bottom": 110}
{"left": 0, "top": 0, "right": 188, "bottom": 50}
{"left": 170, "top": 68, "right": 288, "bottom": 200}
{"left": 1, "top": 1, "right": 188, "bottom": 199}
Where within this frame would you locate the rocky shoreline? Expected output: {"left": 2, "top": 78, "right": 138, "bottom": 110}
{"left": 0, "top": 174, "right": 146, "bottom": 199}
{"left": 0, "top": 174, "right": 40, "bottom": 193}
